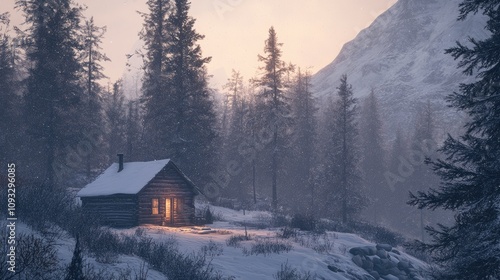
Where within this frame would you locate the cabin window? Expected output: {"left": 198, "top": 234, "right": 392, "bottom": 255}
{"left": 152, "top": 198, "right": 159, "bottom": 215}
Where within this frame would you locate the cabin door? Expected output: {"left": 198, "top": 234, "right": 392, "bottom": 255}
{"left": 165, "top": 198, "right": 178, "bottom": 225}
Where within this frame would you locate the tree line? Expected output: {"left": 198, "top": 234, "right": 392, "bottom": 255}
{"left": 1, "top": 0, "right": 499, "bottom": 278}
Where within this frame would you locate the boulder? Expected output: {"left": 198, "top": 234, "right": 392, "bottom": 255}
{"left": 352, "top": 255, "right": 364, "bottom": 267}
{"left": 376, "top": 249, "right": 388, "bottom": 259}
{"left": 327, "top": 265, "right": 344, "bottom": 273}
{"left": 381, "top": 274, "right": 399, "bottom": 280}
{"left": 362, "top": 258, "right": 374, "bottom": 271}
{"left": 350, "top": 246, "right": 377, "bottom": 256}
{"left": 376, "top": 244, "right": 393, "bottom": 252}
{"left": 391, "top": 249, "right": 401, "bottom": 255}
{"left": 397, "top": 261, "right": 411, "bottom": 273}
{"left": 369, "top": 270, "right": 381, "bottom": 280}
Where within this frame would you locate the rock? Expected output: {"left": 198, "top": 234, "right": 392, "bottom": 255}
{"left": 377, "top": 249, "right": 388, "bottom": 259}
{"left": 397, "top": 261, "right": 411, "bottom": 273}
{"left": 352, "top": 255, "right": 364, "bottom": 267}
{"left": 377, "top": 244, "right": 393, "bottom": 252}
{"left": 362, "top": 258, "right": 374, "bottom": 271}
{"left": 369, "top": 270, "right": 381, "bottom": 280}
{"left": 327, "top": 265, "right": 344, "bottom": 273}
{"left": 381, "top": 274, "right": 399, "bottom": 280}
{"left": 391, "top": 249, "right": 401, "bottom": 255}
{"left": 350, "top": 246, "right": 377, "bottom": 256}
{"left": 381, "top": 259, "right": 397, "bottom": 270}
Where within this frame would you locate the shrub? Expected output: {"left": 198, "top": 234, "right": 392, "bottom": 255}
{"left": 226, "top": 234, "right": 251, "bottom": 248}
{"left": 205, "top": 207, "right": 214, "bottom": 224}
{"left": 290, "top": 213, "right": 316, "bottom": 231}
{"left": 243, "top": 238, "right": 292, "bottom": 256}
{"left": 276, "top": 227, "right": 298, "bottom": 239}
{"left": 274, "top": 261, "right": 312, "bottom": 280}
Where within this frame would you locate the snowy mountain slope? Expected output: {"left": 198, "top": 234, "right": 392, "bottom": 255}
{"left": 312, "top": 0, "right": 489, "bottom": 136}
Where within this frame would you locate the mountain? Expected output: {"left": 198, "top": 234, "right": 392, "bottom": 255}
{"left": 312, "top": 0, "right": 488, "bottom": 138}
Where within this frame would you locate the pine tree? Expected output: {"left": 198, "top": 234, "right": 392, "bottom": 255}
{"left": 407, "top": 101, "right": 439, "bottom": 241}
{"left": 106, "top": 80, "right": 127, "bottom": 162}
{"left": 81, "top": 17, "right": 109, "bottom": 178}
{"left": 359, "top": 89, "right": 386, "bottom": 223}
{"left": 17, "top": 0, "right": 85, "bottom": 187}
{"left": 287, "top": 69, "right": 317, "bottom": 214}
{"left": 256, "top": 26, "right": 293, "bottom": 209}
{"left": 167, "top": 0, "right": 217, "bottom": 181}
{"left": 140, "top": 0, "right": 172, "bottom": 158}
{"left": 0, "top": 13, "right": 20, "bottom": 168}
{"left": 221, "top": 70, "right": 248, "bottom": 199}
{"left": 409, "top": 1, "right": 500, "bottom": 278}
{"left": 323, "top": 75, "right": 366, "bottom": 223}
{"left": 65, "top": 235, "right": 84, "bottom": 280}
{"left": 141, "top": 0, "right": 217, "bottom": 182}
{"left": 125, "top": 99, "right": 142, "bottom": 161}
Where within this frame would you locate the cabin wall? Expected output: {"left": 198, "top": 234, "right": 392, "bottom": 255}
{"left": 81, "top": 194, "right": 137, "bottom": 227}
{"left": 138, "top": 164, "right": 196, "bottom": 226}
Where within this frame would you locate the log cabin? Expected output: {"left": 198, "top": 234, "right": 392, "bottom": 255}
{"left": 77, "top": 155, "right": 202, "bottom": 227}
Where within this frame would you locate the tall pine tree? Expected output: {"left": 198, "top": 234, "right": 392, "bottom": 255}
{"left": 81, "top": 17, "right": 109, "bottom": 178}
{"left": 409, "top": 1, "right": 500, "bottom": 278}
{"left": 359, "top": 89, "right": 386, "bottom": 223}
{"left": 0, "top": 13, "right": 21, "bottom": 168}
{"left": 256, "top": 26, "right": 293, "bottom": 209}
{"left": 17, "top": 0, "right": 85, "bottom": 187}
{"left": 323, "top": 75, "right": 366, "bottom": 223}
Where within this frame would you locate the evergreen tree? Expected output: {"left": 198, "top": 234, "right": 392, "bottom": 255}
{"left": 140, "top": 0, "right": 172, "bottom": 158}
{"left": 81, "top": 17, "right": 109, "bottom": 178}
{"left": 166, "top": 0, "right": 217, "bottom": 181}
{"left": 407, "top": 101, "right": 439, "bottom": 241}
{"left": 17, "top": 0, "right": 85, "bottom": 187}
{"left": 106, "top": 80, "right": 127, "bottom": 162}
{"left": 287, "top": 69, "right": 317, "bottom": 214}
{"left": 0, "top": 13, "right": 21, "bottom": 168}
{"left": 323, "top": 75, "right": 366, "bottom": 223}
{"left": 65, "top": 235, "right": 84, "bottom": 280}
{"left": 359, "top": 89, "right": 386, "bottom": 223}
{"left": 221, "top": 70, "right": 248, "bottom": 199}
{"left": 125, "top": 99, "right": 142, "bottom": 161}
{"left": 409, "top": 1, "right": 500, "bottom": 278}
{"left": 256, "top": 26, "right": 293, "bottom": 209}
{"left": 141, "top": 0, "right": 217, "bottom": 182}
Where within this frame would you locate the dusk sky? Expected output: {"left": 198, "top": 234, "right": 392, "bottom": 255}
{"left": 4, "top": 0, "right": 397, "bottom": 89}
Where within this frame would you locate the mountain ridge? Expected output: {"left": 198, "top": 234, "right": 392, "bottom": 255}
{"left": 312, "top": 0, "right": 489, "bottom": 138}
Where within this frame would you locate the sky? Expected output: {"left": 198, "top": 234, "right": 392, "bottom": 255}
{"left": 3, "top": 0, "right": 397, "bottom": 91}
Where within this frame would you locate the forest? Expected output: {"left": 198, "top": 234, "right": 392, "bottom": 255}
{"left": 0, "top": 0, "right": 499, "bottom": 279}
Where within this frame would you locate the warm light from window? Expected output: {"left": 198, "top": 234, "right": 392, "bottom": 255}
{"left": 152, "top": 198, "right": 159, "bottom": 215}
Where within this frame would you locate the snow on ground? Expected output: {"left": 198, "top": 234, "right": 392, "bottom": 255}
{"left": 115, "top": 205, "right": 429, "bottom": 280}
{"left": 12, "top": 222, "right": 166, "bottom": 280}
{"left": 11, "top": 205, "right": 428, "bottom": 279}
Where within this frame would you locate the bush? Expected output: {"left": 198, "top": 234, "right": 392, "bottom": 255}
{"left": 205, "top": 207, "right": 214, "bottom": 224}
{"left": 226, "top": 234, "right": 251, "bottom": 248}
{"left": 276, "top": 227, "right": 298, "bottom": 239}
{"left": 243, "top": 238, "right": 292, "bottom": 256}
{"left": 274, "top": 261, "right": 312, "bottom": 280}
{"left": 271, "top": 213, "right": 289, "bottom": 227}
{"left": 290, "top": 214, "right": 316, "bottom": 231}
{"left": 0, "top": 230, "right": 60, "bottom": 280}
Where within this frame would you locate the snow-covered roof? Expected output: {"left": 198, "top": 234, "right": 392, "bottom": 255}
{"left": 77, "top": 159, "right": 171, "bottom": 197}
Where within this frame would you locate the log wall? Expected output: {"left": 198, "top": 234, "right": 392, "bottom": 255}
{"left": 138, "top": 164, "right": 196, "bottom": 226}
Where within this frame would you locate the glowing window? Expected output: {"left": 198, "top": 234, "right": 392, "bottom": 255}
{"left": 152, "top": 198, "right": 159, "bottom": 215}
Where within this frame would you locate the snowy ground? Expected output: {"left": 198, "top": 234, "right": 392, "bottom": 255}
{"left": 13, "top": 205, "right": 428, "bottom": 279}
{"left": 115, "top": 205, "right": 429, "bottom": 280}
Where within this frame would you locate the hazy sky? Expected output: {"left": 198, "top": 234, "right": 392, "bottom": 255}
{"left": 4, "top": 0, "right": 397, "bottom": 89}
